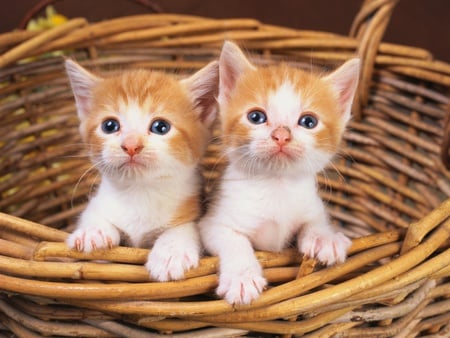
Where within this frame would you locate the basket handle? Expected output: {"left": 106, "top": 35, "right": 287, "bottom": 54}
{"left": 443, "top": 109, "right": 450, "bottom": 170}
{"left": 18, "top": 0, "right": 163, "bottom": 29}
{"left": 349, "top": 0, "right": 399, "bottom": 120}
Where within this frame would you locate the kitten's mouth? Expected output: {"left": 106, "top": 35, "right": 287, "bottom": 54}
{"left": 119, "top": 157, "right": 147, "bottom": 170}
{"left": 269, "top": 146, "right": 299, "bottom": 161}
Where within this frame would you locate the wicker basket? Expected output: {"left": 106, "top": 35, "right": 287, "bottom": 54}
{"left": 1, "top": 0, "right": 450, "bottom": 336}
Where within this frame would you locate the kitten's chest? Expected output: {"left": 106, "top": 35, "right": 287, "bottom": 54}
{"left": 222, "top": 173, "right": 318, "bottom": 225}
{"left": 235, "top": 178, "right": 312, "bottom": 251}
{"left": 244, "top": 177, "right": 314, "bottom": 214}
{"left": 95, "top": 182, "right": 181, "bottom": 243}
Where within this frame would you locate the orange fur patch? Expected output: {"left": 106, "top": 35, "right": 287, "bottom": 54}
{"left": 81, "top": 69, "right": 210, "bottom": 165}
{"left": 221, "top": 63, "right": 347, "bottom": 155}
{"left": 169, "top": 194, "right": 201, "bottom": 227}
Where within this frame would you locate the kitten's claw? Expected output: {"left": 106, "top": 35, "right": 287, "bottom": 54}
{"left": 75, "top": 238, "right": 82, "bottom": 251}
{"left": 146, "top": 238, "right": 199, "bottom": 281}
{"left": 217, "top": 269, "right": 267, "bottom": 305}
{"left": 298, "top": 230, "right": 351, "bottom": 266}
{"left": 107, "top": 237, "right": 114, "bottom": 249}
{"left": 66, "top": 226, "right": 120, "bottom": 253}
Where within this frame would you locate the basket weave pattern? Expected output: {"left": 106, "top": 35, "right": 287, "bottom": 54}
{"left": 0, "top": 0, "right": 450, "bottom": 336}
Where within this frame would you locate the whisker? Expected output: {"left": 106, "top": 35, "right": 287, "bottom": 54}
{"left": 71, "top": 161, "right": 101, "bottom": 209}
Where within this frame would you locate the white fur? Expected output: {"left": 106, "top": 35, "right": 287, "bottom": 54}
{"left": 199, "top": 57, "right": 354, "bottom": 304}
{"left": 228, "top": 82, "right": 333, "bottom": 178}
{"left": 267, "top": 82, "right": 301, "bottom": 126}
{"left": 200, "top": 165, "right": 351, "bottom": 304}
{"left": 68, "top": 110, "right": 202, "bottom": 279}
{"left": 69, "top": 166, "right": 199, "bottom": 247}
{"left": 146, "top": 221, "right": 200, "bottom": 281}
{"left": 67, "top": 154, "right": 202, "bottom": 281}
{"left": 65, "top": 59, "right": 218, "bottom": 282}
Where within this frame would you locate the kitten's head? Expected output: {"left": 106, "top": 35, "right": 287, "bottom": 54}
{"left": 65, "top": 60, "right": 219, "bottom": 181}
{"left": 218, "top": 41, "right": 360, "bottom": 177}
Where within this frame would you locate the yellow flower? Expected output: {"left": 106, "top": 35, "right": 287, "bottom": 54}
{"left": 26, "top": 5, "right": 67, "bottom": 31}
{"left": 49, "top": 13, "right": 67, "bottom": 27}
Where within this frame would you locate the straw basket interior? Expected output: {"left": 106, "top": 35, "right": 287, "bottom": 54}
{"left": 0, "top": 0, "right": 449, "bottom": 336}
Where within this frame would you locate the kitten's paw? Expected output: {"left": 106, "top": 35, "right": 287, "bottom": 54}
{"left": 217, "top": 267, "right": 267, "bottom": 305}
{"left": 146, "top": 240, "right": 200, "bottom": 282}
{"left": 299, "top": 230, "right": 351, "bottom": 266}
{"left": 66, "top": 226, "right": 120, "bottom": 253}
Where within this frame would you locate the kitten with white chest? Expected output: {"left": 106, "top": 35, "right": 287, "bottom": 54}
{"left": 199, "top": 42, "right": 360, "bottom": 304}
{"left": 65, "top": 59, "right": 218, "bottom": 281}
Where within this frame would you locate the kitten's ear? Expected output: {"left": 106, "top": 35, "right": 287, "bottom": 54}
{"left": 324, "top": 58, "right": 360, "bottom": 122}
{"left": 218, "top": 41, "right": 256, "bottom": 105}
{"left": 181, "top": 60, "right": 219, "bottom": 128}
{"left": 65, "top": 59, "right": 101, "bottom": 120}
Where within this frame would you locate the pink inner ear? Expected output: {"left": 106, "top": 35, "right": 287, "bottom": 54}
{"left": 326, "top": 58, "right": 360, "bottom": 119}
{"left": 75, "top": 96, "right": 91, "bottom": 117}
{"left": 338, "top": 82, "right": 356, "bottom": 108}
{"left": 218, "top": 41, "right": 255, "bottom": 105}
{"left": 219, "top": 64, "right": 239, "bottom": 103}
{"left": 337, "top": 75, "right": 359, "bottom": 117}
{"left": 65, "top": 60, "right": 100, "bottom": 120}
{"left": 195, "top": 93, "right": 218, "bottom": 127}
{"left": 182, "top": 61, "right": 219, "bottom": 128}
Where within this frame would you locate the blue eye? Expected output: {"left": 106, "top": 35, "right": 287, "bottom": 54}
{"left": 298, "top": 114, "right": 318, "bottom": 129}
{"left": 247, "top": 110, "right": 267, "bottom": 125}
{"left": 101, "top": 118, "right": 120, "bottom": 134}
{"left": 150, "top": 119, "right": 171, "bottom": 135}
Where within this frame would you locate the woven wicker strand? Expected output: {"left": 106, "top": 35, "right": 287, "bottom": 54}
{"left": 1, "top": 0, "right": 450, "bottom": 336}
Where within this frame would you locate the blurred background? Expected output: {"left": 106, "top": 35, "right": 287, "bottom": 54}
{"left": 2, "top": 0, "right": 449, "bottom": 62}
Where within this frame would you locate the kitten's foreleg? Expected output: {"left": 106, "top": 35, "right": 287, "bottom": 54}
{"left": 201, "top": 223, "right": 267, "bottom": 305}
{"left": 146, "top": 222, "right": 200, "bottom": 281}
{"left": 297, "top": 203, "right": 351, "bottom": 266}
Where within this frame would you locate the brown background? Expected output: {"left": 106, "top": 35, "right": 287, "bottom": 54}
{"left": 2, "top": 0, "right": 449, "bottom": 62}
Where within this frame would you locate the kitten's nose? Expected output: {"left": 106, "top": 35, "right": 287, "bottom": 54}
{"left": 271, "top": 126, "right": 291, "bottom": 147}
{"left": 121, "top": 136, "right": 143, "bottom": 156}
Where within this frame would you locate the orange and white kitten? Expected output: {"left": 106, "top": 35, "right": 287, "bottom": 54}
{"left": 65, "top": 59, "right": 218, "bottom": 281}
{"left": 199, "top": 42, "right": 360, "bottom": 304}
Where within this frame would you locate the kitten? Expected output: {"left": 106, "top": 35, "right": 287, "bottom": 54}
{"left": 65, "top": 59, "right": 218, "bottom": 281}
{"left": 199, "top": 42, "right": 360, "bottom": 304}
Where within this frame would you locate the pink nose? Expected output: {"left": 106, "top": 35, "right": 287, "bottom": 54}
{"left": 271, "top": 127, "right": 291, "bottom": 147}
{"left": 121, "top": 136, "right": 143, "bottom": 156}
